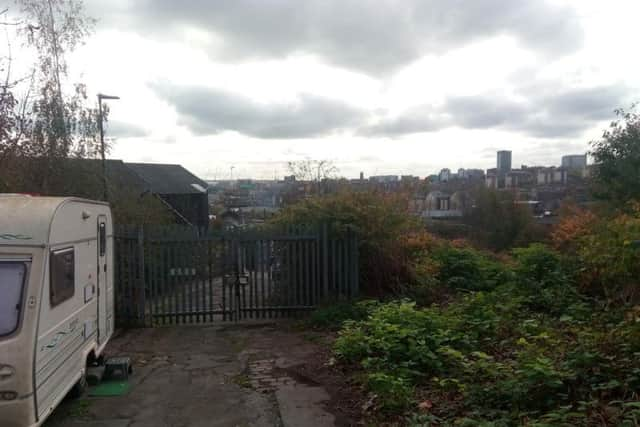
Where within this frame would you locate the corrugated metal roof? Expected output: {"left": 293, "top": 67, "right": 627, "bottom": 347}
{"left": 125, "top": 163, "right": 208, "bottom": 195}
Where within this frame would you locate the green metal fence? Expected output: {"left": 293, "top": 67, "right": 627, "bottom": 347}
{"left": 114, "top": 224, "right": 358, "bottom": 326}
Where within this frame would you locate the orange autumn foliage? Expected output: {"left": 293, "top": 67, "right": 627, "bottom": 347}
{"left": 551, "top": 204, "right": 597, "bottom": 252}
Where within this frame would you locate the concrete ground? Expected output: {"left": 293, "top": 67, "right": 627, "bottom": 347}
{"left": 44, "top": 324, "right": 341, "bottom": 427}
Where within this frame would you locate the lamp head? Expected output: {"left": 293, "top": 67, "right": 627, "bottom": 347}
{"left": 98, "top": 93, "right": 120, "bottom": 101}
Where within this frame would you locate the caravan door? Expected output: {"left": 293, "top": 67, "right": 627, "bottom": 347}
{"left": 97, "top": 216, "right": 107, "bottom": 345}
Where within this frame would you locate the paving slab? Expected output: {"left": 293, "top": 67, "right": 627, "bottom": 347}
{"left": 43, "top": 324, "right": 338, "bottom": 427}
{"left": 276, "top": 382, "right": 335, "bottom": 427}
{"left": 53, "top": 422, "right": 130, "bottom": 427}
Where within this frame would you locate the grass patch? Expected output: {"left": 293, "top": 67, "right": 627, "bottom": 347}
{"left": 67, "top": 399, "right": 92, "bottom": 419}
{"left": 231, "top": 373, "right": 253, "bottom": 389}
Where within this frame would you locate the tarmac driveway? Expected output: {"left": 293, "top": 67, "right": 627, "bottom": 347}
{"left": 44, "top": 324, "right": 340, "bottom": 427}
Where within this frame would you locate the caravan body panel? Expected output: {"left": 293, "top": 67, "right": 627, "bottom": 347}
{"left": 0, "top": 195, "right": 114, "bottom": 427}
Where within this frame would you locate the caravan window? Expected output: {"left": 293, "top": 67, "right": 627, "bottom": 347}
{"left": 0, "top": 262, "right": 26, "bottom": 336}
{"left": 50, "top": 248, "right": 75, "bottom": 307}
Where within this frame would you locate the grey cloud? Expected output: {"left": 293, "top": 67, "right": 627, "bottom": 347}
{"left": 359, "top": 107, "right": 451, "bottom": 137}
{"left": 106, "top": 120, "right": 149, "bottom": 138}
{"left": 152, "top": 83, "right": 366, "bottom": 139}
{"left": 514, "top": 85, "right": 630, "bottom": 137}
{"left": 444, "top": 96, "right": 530, "bottom": 129}
{"left": 542, "top": 86, "right": 628, "bottom": 121}
{"left": 358, "top": 95, "right": 529, "bottom": 137}
{"left": 517, "top": 140, "right": 589, "bottom": 166}
{"left": 357, "top": 156, "right": 383, "bottom": 163}
{"left": 88, "top": 0, "right": 583, "bottom": 75}
{"left": 517, "top": 118, "right": 590, "bottom": 138}
{"left": 363, "top": 83, "right": 630, "bottom": 138}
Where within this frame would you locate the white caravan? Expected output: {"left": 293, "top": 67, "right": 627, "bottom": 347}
{"left": 0, "top": 195, "right": 114, "bottom": 427}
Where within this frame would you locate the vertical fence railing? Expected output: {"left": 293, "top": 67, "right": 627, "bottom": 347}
{"left": 113, "top": 223, "right": 359, "bottom": 327}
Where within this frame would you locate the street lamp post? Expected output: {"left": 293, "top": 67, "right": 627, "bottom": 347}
{"left": 97, "top": 93, "right": 120, "bottom": 202}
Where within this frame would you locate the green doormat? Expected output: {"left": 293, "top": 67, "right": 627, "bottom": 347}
{"left": 88, "top": 381, "right": 131, "bottom": 397}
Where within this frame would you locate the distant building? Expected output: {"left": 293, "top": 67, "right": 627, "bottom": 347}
{"left": 401, "top": 175, "right": 420, "bottom": 184}
{"left": 505, "top": 169, "right": 534, "bottom": 188}
{"left": 486, "top": 168, "right": 498, "bottom": 189}
{"left": 439, "top": 168, "right": 451, "bottom": 182}
{"left": 370, "top": 175, "right": 398, "bottom": 183}
{"left": 459, "top": 168, "right": 485, "bottom": 180}
{"left": 497, "top": 150, "right": 512, "bottom": 173}
{"left": 561, "top": 154, "right": 587, "bottom": 170}
{"left": 536, "top": 167, "right": 568, "bottom": 186}
{"left": 359, "top": 171, "right": 364, "bottom": 181}
{"left": 423, "top": 190, "right": 465, "bottom": 218}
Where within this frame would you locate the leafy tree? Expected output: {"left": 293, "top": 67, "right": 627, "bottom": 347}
{"left": 465, "top": 187, "right": 542, "bottom": 251}
{"left": 0, "top": 0, "right": 104, "bottom": 193}
{"left": 0, "top": 86, "right": 19, "bottom": 191}
{"left": 590, "top": 105, "right": 640, "bottom": 205}
{"left": 0, "top": 2, "right": 171, "bottom": 224}
{"left": 286, "top": 158, "right": 339, "bottom": 196}
{"left": 286, "top": 158, "right": 338, "bottom": 182}
{"left": 0, "top": 8, "right": 22, "bottom": 190}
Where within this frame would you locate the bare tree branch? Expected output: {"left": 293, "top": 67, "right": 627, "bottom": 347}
{"left": 0, "top": 7, "right": 23, "bottom": 26}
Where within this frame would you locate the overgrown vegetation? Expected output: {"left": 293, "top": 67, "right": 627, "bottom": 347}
{"left": 273, "top": 190, "right": 430, "bottom": 296}
{"left": 331, "top": 242, "right": 640, "bottom": 425}
{"left": 298, "top": 110, "right": 640, "bottom": 424}
{"left": 464, "top": 187, "right": 546, "bottom": 251}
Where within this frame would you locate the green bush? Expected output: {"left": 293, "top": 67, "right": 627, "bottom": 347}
{"left": 335, "top": 301, "right": 448, "bottom": 378}
{"left": 430, "top": 245, "right": 508, "bottom": 292}
{"left": 510, "top": 244, "right": 584, "bottom": 316}
{"left": 366, "top": 372, "right": 415, "bottom": 413}
{"left": 307, "top": 299, "right": 379, "bottom": 330}
{"left": 332, "top": 293, "right": 640, "bottom": 424}
{"left": 511, "top": 244, "right": 565, "bottom": 288}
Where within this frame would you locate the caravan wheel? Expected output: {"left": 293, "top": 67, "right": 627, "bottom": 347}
{"left": 69, "top": 373, "right": 87, "bottom": 398}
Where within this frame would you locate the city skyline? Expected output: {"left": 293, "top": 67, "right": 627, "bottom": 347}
{"left": 202, "top": 149, "right": 587, "bottom": 181}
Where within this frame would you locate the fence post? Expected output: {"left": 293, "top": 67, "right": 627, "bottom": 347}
{"left": 137, "top": 225, "right": 146, "bottom": 326}
{"left": 321, "top": 223, "right": 329, "bottom": 299}
{"left": 351, "top": 229, "right": 359, "bottom": 298}
{"left": 237, "top": 236, "right": 244, "bottom": 321}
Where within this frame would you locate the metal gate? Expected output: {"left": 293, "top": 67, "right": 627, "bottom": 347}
{"left": 114, "top": 224, "right": 358, "bottom": 326}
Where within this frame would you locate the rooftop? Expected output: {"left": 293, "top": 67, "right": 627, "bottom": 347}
{"left": 126, "top": 163, "right": 208, "bottom": 195}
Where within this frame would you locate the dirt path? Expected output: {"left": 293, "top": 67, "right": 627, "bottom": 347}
{"left": 44, "top": 324, "right": 360, "bottom": 427}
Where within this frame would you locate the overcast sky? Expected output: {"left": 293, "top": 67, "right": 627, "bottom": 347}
{"left": 27, "top": 1, "right": 640, "bottom": 179}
